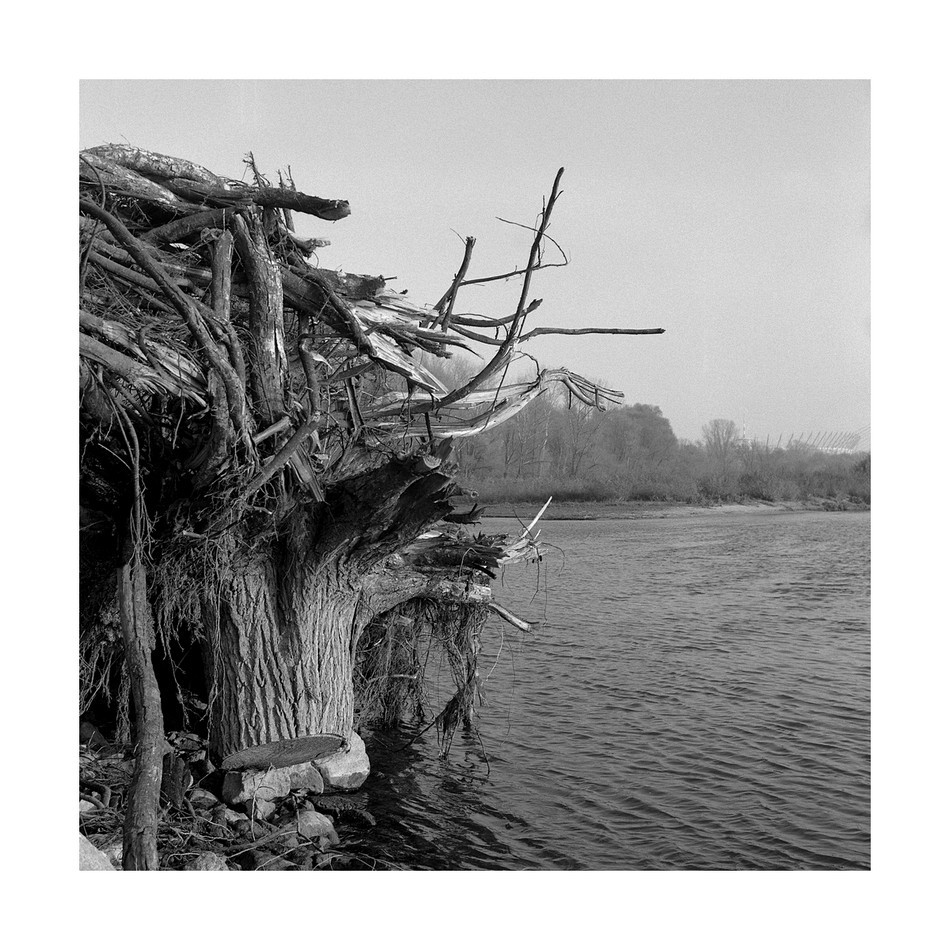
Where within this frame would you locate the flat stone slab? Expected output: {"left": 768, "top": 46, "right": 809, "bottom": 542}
{"left": 220, "top": 734, "right": 344, "bottom": 771}
{"left": 222, "top": 760, "right": 326, "bottom": 805}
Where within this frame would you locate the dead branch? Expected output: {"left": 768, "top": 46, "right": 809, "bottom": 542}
{"left": 231, "top": 213, "right": 285, "bottom": 424}
{"left": 433, "top": 236, "right": 476, "bottom": 331}
{"left": 488, "top": 602, "right": 532, "bottom": 632}
{"left": 436, "top": 168, "right": 565, "bottom": 410}
{"left": 79, "top": 199, "right": 248, "bottom": 435}
{"left": 450, "top": 298, "right": 543, "bottom": 328}
{"left": 142, "top": 209, "right": 234, "bottom": 246}
{"left": 520, "top": 325, "right": 666, "bottom": 342}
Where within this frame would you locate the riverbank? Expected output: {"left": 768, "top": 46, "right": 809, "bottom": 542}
{"left": 79, "top": 729, "right": 383, "bottom": 870}
{"left": 479, "top": 497, "right": 870, "bottom": 521}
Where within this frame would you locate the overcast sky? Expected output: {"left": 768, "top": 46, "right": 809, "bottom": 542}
{"left": 80, "top": 80, "right": 869, "bottom": 445}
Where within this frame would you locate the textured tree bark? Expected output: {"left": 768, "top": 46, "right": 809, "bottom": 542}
{"left": 204, "top": 557, "right": 363, "bottom": 767}
{"left": 116, "top": 555, "right": 164, "bottom": 871}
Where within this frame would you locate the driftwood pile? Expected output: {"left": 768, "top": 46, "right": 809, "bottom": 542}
{"left": 79, "top": 145, "right": 663, "bottom": 869}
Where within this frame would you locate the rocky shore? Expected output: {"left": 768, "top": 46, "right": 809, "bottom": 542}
{"left": 80, "top": 726, "right": 382, "bottom": 871}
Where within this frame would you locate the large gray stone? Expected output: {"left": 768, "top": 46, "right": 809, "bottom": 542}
{"left": 221, "top": 760, "right": 325, "bottom": 805}
{"left": 315, "top": 732, "right": 370, "bottom": 790}
{"left": 222, "top": 768, "right": 291, "bottom": 805}
{"left": 188, "top": 788, "right": 220, "bottom": 809}
{"left": 79, "top": 835, "right": 116, "bottom": 871}
{"left": 282, "top": 762, "right": 325, "bottom": 794}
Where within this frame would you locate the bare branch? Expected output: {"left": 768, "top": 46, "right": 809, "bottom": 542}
{"left": 520, "top": 326, "right": 666, "bottom": 342}
{"left": 431, "top": 236, "right": 476, "bottom": 330}
{"left": 435, "top": 168, "right": 565, "bottom": 410}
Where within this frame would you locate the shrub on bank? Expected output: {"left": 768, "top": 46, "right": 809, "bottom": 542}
{"left": 470, "top": 450, "right": 870, "bottom": 507}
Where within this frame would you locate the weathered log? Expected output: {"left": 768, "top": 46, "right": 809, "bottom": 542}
{"left": 88, "top": 249, "right": 192, "bottom": 296}
{"left": 141, "top": 208, "right": 234, "bottom": 246}
{"left": 117, "top": 553, "right": 164, "bottom": 870}
{"left": 80, "top": 332, "right": 184, "bottom": 398}
{"left": 232, "top": 213, "right": 286, "bottom": 425}
{"left": 158, "top": 177, "right": 351, "bottom": 221}
{"left": 80, "top": 153, "right": 201, "bottom": 213}
{"left": 210, "top": 230, "right": 246, "bottom": 389}
{"left": 85, "top": 144, "right": 222, "bottom": 186}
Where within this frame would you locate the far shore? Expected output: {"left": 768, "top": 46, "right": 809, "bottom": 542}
{"left": 479, "top": 497, "right": 870, "bottom": 522}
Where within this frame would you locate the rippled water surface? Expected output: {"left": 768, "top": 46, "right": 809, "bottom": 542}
{"left": 354, "top": 510, "right": 870, "bottom": 870}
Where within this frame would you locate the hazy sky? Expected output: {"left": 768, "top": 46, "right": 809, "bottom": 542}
{"left": 80, "top": 80, "right": 869, "bottom": 444}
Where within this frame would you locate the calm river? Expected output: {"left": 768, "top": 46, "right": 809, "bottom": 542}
{"left": 353, "top": 509, "right": 870, "bottom": 870}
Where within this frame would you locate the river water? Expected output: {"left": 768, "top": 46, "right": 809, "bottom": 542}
{"left": 352, "top": 509, "right": 870, "bottom": 870}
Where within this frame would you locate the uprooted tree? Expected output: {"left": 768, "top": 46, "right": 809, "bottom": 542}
{"left": 78, "top": 145, "right": 664, "bottom": 868}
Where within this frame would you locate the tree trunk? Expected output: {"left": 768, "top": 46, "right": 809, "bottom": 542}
{"left": 117, "top": 554, "right": 164, "bottom": 870}
{"left": 204, "top": 556, "right": 363, "bottom": 769}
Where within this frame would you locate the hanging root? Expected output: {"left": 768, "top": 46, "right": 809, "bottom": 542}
{"left": 355, "top": 597, "right": 490, "bottom": 757}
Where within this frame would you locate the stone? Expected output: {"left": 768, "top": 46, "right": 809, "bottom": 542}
{"left": 79, "top": 799, "right": 98, "bottom": 814}
{"left": 222, "top": 768, "right": 291, "bottom": 805}
{"left": 220, "top": 758, "right": 325, "bottom": 806}
{"left": 245, "top": 798, "right": 276, "bottom": 821}
{"left": 284, "top": 762, "right": 325, "bottom": 794}
{"left": 296, "top": 809, "right": 339, "bottom": 848}
{"left": 223, "top": 808, "right": 245, "bottom": 825}
{"left": 314, "top": 732, "right": 370, "bottom": 791}
{"left": 188, "top": 787, "right": 220, "bottom": 809}
{"left": 185, "top": 852, "right": 230, "bottom": 871}
{"left": 79, "top": 834, "right": 116, "bottom": 871}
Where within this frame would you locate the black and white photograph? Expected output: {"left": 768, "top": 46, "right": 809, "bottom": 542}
{"left": 76, "top": 78, "right": 871, "bottom": 873}
{"left": 8, "top": 5, "right": 941, "bottom": 942}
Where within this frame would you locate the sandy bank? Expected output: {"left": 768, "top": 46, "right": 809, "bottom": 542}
{"left": 480, "top": 498, "right": 870, "bottom": 522}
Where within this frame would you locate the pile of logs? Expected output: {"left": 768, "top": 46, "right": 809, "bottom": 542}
{"left": 79, "top": 145, "right": 663, "bottom": 869}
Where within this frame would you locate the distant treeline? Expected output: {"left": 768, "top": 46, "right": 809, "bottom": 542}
{"left": 448, "top": 385, "right": 870, "bottom": 507}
